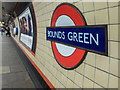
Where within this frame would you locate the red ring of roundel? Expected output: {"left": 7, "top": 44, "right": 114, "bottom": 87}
{"left": 51, "top": 4, "right": 87, "bottom": 69}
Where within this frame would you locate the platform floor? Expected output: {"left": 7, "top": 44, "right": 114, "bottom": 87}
{"left": 1, "top": 32, "right": 35, "bottom": 88}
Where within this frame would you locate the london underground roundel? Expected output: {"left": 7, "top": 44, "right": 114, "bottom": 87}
{"left": 51, "top": 3, "right": 87, "bottom": 69}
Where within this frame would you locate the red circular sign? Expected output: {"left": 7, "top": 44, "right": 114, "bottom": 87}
{"left": 51, "top": 3, "right": 87, "bottom": 69}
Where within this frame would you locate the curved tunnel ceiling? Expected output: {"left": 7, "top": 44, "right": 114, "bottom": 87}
{"left": 1, "top": 2, "right": 17, "bottom": 23}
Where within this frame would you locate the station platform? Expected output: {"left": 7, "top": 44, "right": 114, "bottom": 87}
{"left": 1, "top": 32, "right": 42, "bottom": 88}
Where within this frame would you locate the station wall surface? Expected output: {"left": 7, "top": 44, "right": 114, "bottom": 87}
{"left": 12, "top": 1, "right": 120, "bottom": 88}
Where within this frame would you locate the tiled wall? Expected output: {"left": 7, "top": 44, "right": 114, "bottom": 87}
{"left": 13, "top": 1, "right": 119, "bottom": 88}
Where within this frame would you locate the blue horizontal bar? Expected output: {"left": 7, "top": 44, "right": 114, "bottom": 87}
{"left": 46, "top": 26, "right": 108, "bottom": 55}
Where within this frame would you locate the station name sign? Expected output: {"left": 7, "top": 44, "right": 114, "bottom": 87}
{"left": 46, "top": 25, "right": 108, "bottom": 56}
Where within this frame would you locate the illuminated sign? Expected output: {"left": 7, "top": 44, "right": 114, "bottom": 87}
{"left": 13, "top": 27, "right": 18, "bottom": 35}
{"left": 18, "top": 3, "right": 37, "bottom": 55}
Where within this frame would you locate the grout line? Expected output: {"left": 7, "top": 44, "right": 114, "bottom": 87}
{"left": 36, "top": 46, "right": 81, "bottom": 88}
{"left": 82, "top": 62, "right": 85, "bottom": 88}
{"left": 37, "top": 53, "right": 81, "bottom": 88}
{"left": 37, "top": 45, "right": 119, "bottom": 90}
{"left": 37, "top": 39, "right": 120, "bottom": 62}
{"left": 94, "top": 54, "right": 97, "bottom": 88}
{"left": 75, "top": 69, "right": 106, "bottom": 89}
{"left": 84, "top": 62, "right": 120, "bottom": 78}
{"left": 83, "top": 5, "right": 120, "bottom": 14}
{"left": 42, "top": 61, "right": 66, "bottom": 88}
{"left": 118, "top": 4, "right": 120, "bottom": 88}
{"left": 37, "top": 33, "right": 120, "bottom": 61}
{"left": 92, "top": 0, "right": 97, "bottom": 89}
{"left": 38, "top": 19, "right": 51, "bottom": 23}
{"left": 38, "top": 42, "right": 52, "bottom": 49}
{"left": 108, "top": 40, "right": 120, "bottom": 42}
{"left": 36, "top": 23, "right": 120, "bottom": 29}
{"left": 37, "top": 46, "right": 120, "bottom": 78}
{"left": 38, "top": 10, "right": 53, "bottom": 16}
{"left": 107, "top": 0, "right": 111, "bottom": 88}
{"left": 36, "top": 2, "right": 54, "bottom": 12}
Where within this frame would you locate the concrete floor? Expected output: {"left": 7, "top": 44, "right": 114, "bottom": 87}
{"left": 1, "top": 32, "right": 35, "bottom": 88}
